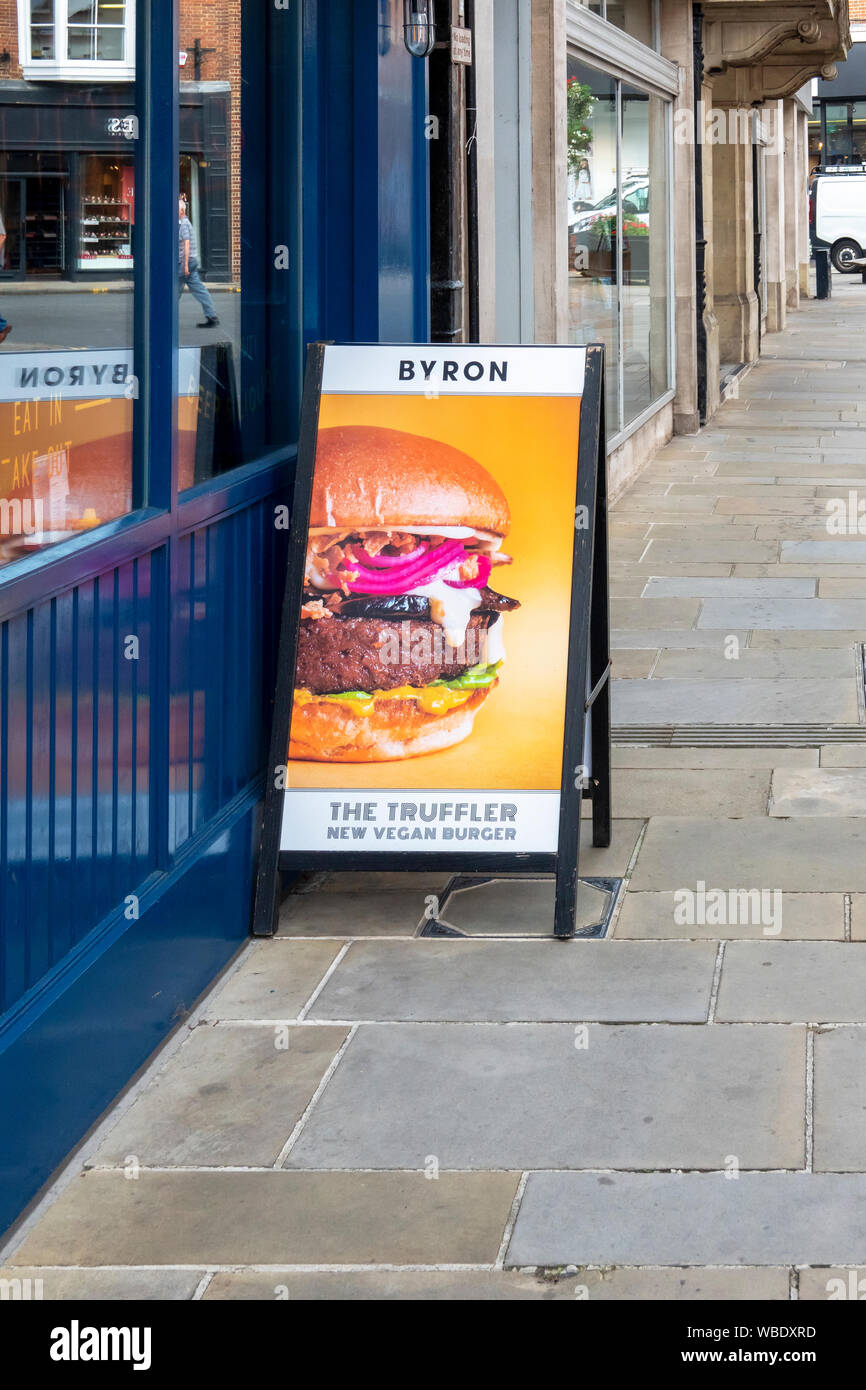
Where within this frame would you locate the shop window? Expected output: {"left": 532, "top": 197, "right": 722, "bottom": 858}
{"left": 566, "top": 56, "right": 671, "bottom": 440}
{"left": 825, "top": 103, "right": 854, "bottom": 167}
{"left": 19, "top": 0, "right": 135, "bottom": 79}
{"left": 0, "top": 83, "right": 137, "bottom": 569}
{"left": 175, "top": 0, "right": 286, "bottom": 488}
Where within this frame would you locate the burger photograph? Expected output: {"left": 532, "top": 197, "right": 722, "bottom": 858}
{"left": 291, "top": 424, "right": 520, "bottom": 763}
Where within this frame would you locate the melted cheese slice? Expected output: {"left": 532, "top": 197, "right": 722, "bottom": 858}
{"left": 294, "top": 685, "right": 479, "bottom": 718}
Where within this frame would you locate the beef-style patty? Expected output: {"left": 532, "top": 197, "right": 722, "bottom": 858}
{"left": 295, "top": 613, "right": 498, "bottom": 695}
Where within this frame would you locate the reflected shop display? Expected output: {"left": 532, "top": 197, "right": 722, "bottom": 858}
{"left": 567, "top": 55, "right": 670, "bottom": 439}
{"left": 0, "top": 0, "right": 272, "bottom": 569}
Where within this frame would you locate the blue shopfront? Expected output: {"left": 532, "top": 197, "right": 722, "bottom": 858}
{"left": 0, "top": 0, "right": 429, "bottom": 1233}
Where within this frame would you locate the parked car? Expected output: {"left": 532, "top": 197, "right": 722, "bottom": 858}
{"left": 569, "top": 180, "right": 651, "bottom": 281}
{"left": 810, "top": 171, "right": 866, "bottom": 272}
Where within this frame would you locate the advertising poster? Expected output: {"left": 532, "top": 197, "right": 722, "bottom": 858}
{"left": 277, "top": 344, "right": 597, "bottom": 860}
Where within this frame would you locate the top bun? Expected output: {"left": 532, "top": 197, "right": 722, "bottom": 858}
{"left": 310, "top": 426, "right": 511, "bottom": 536}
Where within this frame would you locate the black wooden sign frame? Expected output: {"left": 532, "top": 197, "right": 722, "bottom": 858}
{"left": 252, "top": 342, "right": 611, "bottom": 939}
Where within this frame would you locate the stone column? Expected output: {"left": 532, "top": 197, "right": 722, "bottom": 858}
{"left": 661, "top": 0, "right": 698, "bottom": 434}
{"left": 474, "top": 0, "right": 498, "bottom": 340}
{"left": 798, "top": 108, "right": 811, "bottom": 300}
{"left": 762, "top": 100, "right": 786, "bottom": 332}
{"left": 530, "top": 0, "right": 568, "bottom": 342}
{"left": 710, "top": 105, "right": 759, "bottom": 366}
{"left": 782, "top": 99, "right": 801, "bottom": 309}
{"left": 701, "top": 74, "right": 721, "bottom": 419}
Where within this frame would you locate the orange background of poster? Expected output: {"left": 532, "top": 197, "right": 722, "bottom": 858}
{"left": 289, "top": 391, "right": 582, "bottom": 791}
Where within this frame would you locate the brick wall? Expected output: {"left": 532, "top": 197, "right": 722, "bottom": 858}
{"left": 851, "top": 0, "right": 866, "bottom": 20}
{"left": 180, "top": 0, "right": 242, "bottom": 279}
{"left": 0, "top": 0, "right": 24, "bottom": 76}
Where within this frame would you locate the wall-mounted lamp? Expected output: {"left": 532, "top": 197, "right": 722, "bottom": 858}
{"left": 403, "top": 0, "right": 435, "bottom": 58}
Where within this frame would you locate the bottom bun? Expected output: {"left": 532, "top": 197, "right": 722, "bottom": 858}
{"left": 289, "top": 687, "right": 493, "bottom": 763}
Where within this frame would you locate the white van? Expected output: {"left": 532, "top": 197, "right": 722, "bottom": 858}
{"left": 810, "top": 172, "right": 866, "bottom": 271}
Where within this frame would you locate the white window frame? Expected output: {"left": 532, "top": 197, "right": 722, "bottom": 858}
{"left": 17, "top": 0, "right": 135, "bottom": 81}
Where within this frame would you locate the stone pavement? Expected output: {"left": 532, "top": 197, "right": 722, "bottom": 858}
{"left": 4, "top": 276, "right": 866, "bottom": 1301}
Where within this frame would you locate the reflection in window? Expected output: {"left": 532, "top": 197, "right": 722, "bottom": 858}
{"left": 0, "top": 64, "right": 136, "bottom": 568}
{"left": 567, "top": 60, "right": 619, "bottom": 435}
{"left": 30, "top": 0, "right": 56, "bottom": 58}
{"left": 176, "top": 0, "right": 285, "bottom": 488}
{"left": 567, "top": 60, "right": 670, "bottom": 438}
{"left": 620, "top": 84, "right": 668, "bottom": 427}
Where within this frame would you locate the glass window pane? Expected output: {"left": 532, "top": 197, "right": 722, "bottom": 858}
{"left": 826, "top": 104, "right": 853, "bottom": 165}
{"left": 96, "top": 27, "right": 124, "bottom": 59}
{"left": 621, "top": 84, "right": 669, "bottom": 427}
{"left": 97, "top": 0, "right": 126, "bottom": 22}
{"left": 176, "top": 0, "right": 284, "bottom": 488}
{"left": 67, "top": 27, "right": 95, "bottom": 60}
{"left": 31, "top": 0, "right": 55, "bottom": 21}
{"left": 567, "top": 60, "right": 620, "bottom": 436}
{"left": 606, "top": 0, "right": 654, "bottom": 47}
{"left": 67, "top": 0, "right": 95, "bottom": 21}
{"left": 30, "top": 26, "right": 55, "bottom": 58}
{"left": 0, "top": 82, "right": 138, "bottom": 569}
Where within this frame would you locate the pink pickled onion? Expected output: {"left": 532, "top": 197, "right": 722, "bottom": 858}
{"left": 332, "top": 539, "right": 466, "bottom": 593}
{"left": 326, "top": 540, "right": 494, "bottom": 596}
{"left": 446, "top": 554, "right": 492, "bottom": 589}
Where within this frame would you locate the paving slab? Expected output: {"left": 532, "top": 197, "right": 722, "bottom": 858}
{"left": 577, "top": 818, "right": 645, "bottom": 876}
{"left": 287, "top": 1023, "right": 804, "bottom": 1171}
{"left": 612, "top": 747, "right": 818, "bottom": 769}
{"left": 770, "top": 769, "right": 866, "bottom": 817}
{"left": 277, "top": 889, "right": 428, "bottom": 937}
{"left": 10, "top": 1170, "right": 519, "bottom": 1267}
{"left": 611, "top": 629, "right": 750, "bottom": 650}
{"left": 820, "top": 744, "right": 866, "bottom": 767}
{"left": 612, "top": 678, "right": 857, "bottom": 725}
{"left": 614, "top": 892, "right": 843, "bottom": 941}
{"left": 850, "top": 897, "right": 866, "bottom": 940}
{"left": 203, "top": 940, "right": 342, "bottom": 1018}
{"left": 736, "top": 563, "right": 866, "bottom": 577}
{"left": 610, "top": 598, "right": 700, "bottom": 629}
{"left": 747, "top": 629, "right": 864, "bottom": 648}
{"left": 630, "top": 818, "right": 866, "bottom": 892}
{"left": 201, "top": 1266, "right": 790, "bottom": 1301}
{"left": 644, "top": 541, "right": 779, "bottom": 563}
{"left": 813, "top": 1028, "right": 866, "bottom": 1172}
{"left": 782, "top": 541, "right": 866, "bottom": 563}
{"left": 651, "top": 647, "right": 854, "bottom": 679}
{"left": 0, "top": 1268, "right": 202, "bottom": 1299}
{"left": 609, "top": 767, "right": 770, "bottom": 817}
{"left": 643, "top": 577, "right": 815, "bottom": 598}
{"left": 716, "top": 943, "right": 866, "bottom": 1023}
{"left": 506, "top": 1172, "right": 866, "bottom": 1267}
{"left": 699, "top": 597, "right": 866, "bottom": 629}
{"left": 819, "top": 577, "right": 866, "bottom": 597}
{"left": 798, "top": 1267, "right": 866, "bottom": 1300}
{"left": 315, "top": 871, "right": 452, "bottom": 895}
{"left": 307, "top": 940, "right": 715, "bottom": 1022}
{"left": 92, "top": 1024, "right": 349, "bottom": 1167}
{"left": 611, "top": 650, "right": 657, "bottom": 678}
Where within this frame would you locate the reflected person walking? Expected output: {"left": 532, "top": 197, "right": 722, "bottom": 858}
{"left": 178, "top": 196, "right": 219, "bottom": 328}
